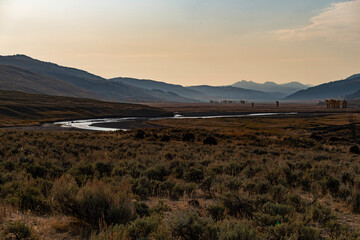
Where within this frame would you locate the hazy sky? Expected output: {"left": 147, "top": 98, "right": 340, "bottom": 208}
{"left": 0, "top": 0, "right": 359, "bottom": 85}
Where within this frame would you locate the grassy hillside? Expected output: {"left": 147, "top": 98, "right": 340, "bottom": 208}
{"left": 0, "top": 65, "right": 97, "bottom": 98}
{"left": 0, "top": 55, "right": 164, "bottom": 102}
{"left": 286, "top": 74, "right": 360, "bottom": 100}
{"left": 0, "top": 90, "right": 172, "bottom": 126}
{"left": 112, "top": 77, "right": 211, "bottom": 101}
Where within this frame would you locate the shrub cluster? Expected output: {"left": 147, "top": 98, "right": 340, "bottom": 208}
{"left": 0, "top": 128, "right": 359, "bottom": 239}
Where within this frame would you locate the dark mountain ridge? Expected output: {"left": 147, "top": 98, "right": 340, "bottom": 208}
{"left": 0, "top": 55, "right": 164, "bottom": 102}
{"left": 0, "top": 64, "right": 96, "bottom": 98}
{"left": 111, "top": 77, "right": 210, "bottom": 101}
{"left": 285, "top": 74, "right": 360, "bottom": 100}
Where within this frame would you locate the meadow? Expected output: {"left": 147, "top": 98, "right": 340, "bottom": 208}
{"left": 0, "top": 112, "right": 359, "bottom": 239}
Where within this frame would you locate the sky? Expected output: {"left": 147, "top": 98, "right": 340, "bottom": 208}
{"left": 0, "top": 0, "right": 359, "bottom": 86}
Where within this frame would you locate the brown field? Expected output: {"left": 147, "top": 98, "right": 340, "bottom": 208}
{"left": 0, "top": 90, "right": 171, "bottom": 127}
{"left": 0, "top": 110, "right": 360, "bottom": 239}
{"left": 145, "top": 102, "right": 360, "bottom": 116}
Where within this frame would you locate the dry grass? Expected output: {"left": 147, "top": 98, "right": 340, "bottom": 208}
{"left": 0, "top": 112, "right": 360, "bottom": 239}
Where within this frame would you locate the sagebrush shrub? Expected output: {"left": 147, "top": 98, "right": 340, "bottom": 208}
{"left": 168, "top": 211, "right": 217, "bottom": 240}
{"left": 51, "top": 176, "right": 133, "bottom": 228}
{"left": 4, "top": 221, "right": 34, "bottom": 240}
{"left": 352, "top": 191, "right": 360, "bottom": 213}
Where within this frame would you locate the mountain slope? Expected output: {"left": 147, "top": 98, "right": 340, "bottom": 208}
{"left": 285, "top": 74, "right": 360, "bottom": 100}
{"left": 0, "top": 55, "right": 163, "bottom": 102}
{"left": 232, "top": 80, "right": 310, "bottom": 95}
{"left": 0, "top": 65, "right": 96, "bottom": 98}
{"left": 187, "top": 85, "right": 282, "bottom": 101}
{"left": 111, "top": 77, "right": 210, "bottom": 101}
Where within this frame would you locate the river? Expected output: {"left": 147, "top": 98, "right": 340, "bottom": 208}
{"left": 55, "top": 112, "right": 298, "bottom": 131}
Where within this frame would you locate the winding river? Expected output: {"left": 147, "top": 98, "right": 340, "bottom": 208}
{"left": 55, "top": 112, "right": 298, "bottom": 131}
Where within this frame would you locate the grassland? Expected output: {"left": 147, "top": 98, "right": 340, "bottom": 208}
{"left": 0, "top": 111, "right": 359, "bottom": 239}
{"left": 0, "top": 90, "right": 172, "bottom": 127}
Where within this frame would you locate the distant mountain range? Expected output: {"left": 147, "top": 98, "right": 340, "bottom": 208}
{"left": 0, "top": 54, "right": 358, "bottom": 102}
{"left": 187, "top": 85, "right": 283, "bottom": 100}
{"left": 111, "top": 77, "right": 209, "bottom": 102}
{"left": 285, "top": 74, "right": 360, "bottom": 100}
{"left": 112, "top": 78, "right": 284, "bottom": 101}
{"left": 231, "top": 80, "right": 311, "bottom": 96}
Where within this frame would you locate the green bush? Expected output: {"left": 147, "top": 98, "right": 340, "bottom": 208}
{"left": 352, "top": 191, "right": 360, "bottom": 213}
{"left": 4, "top": 221, "right": 35, "bottom": 240}
{"left": 255, "top": 212, "right": 282, "bottom": 227}
{"left": 262, "top": 202, "right": 292, "bottom": 218}
{"left": 145, "top": 164, "right": 169, "bottom": 181}
{"left": 91, "top": 224, "right": 127, "bottom": 240}
{"left": 207, "top": 204, "right": 225, "bottom": 221}
{"left": 310, "top": 203, "right": 334, "bottom": 226}
{"left": 76, "top": 180, "right": 133, "bottom": 227}
{"left": 326, "top": 176, "right": 340, "bottom": 195}
{"left": 170, "top": 184, "right": 185, "bottom": 200}
{"left": 95, "top": 162, "right": 113, "bottom": 178}
{"left": 272, "top": 223, "right": 294, "bottom": 239}
{"left": 150, "top": 200, "right": 171, "bottom": 214}
{"left": 185, "top": 167, "right": 204, "bottom": 183}
{"left": 50, "top": 174, "right": 79, "bottom": 215}
{"left": 286, "top": 193, "right": 304, "bottom": 212}
{"left": 51, "top": 176, "right": 134, "bottom": 228}
{"left": 127, "top": 215, "right": 162, "bottom": 240}
{"left": 222, "top": 194, "right": 255, "bottom": 219}
{"left": 135, "top": 130, "right": 145, "bottom": 140}
{"left": 183, "top": 133, "right": 195, "bottom": 142}
{"left": 26, "top": 164, "right": 48, "bottom": 179}
{"left": 218, "top": 221, "right": 257, "bottom": 240}
{"left": 134, "top": 201, "right": 151, "bottom": 218}
{"left": 131, "top": 176, "right": 152, "bottom": 200}
{"left": 168, "top": 211, "right": 217, "bottom": 240}
{"left": 18, "top": 185, "right": 50, "bottom": 214}
{"left": 297, "top": 226, "right": 320, "bottom": 240}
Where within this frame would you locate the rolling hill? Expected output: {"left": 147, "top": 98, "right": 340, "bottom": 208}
{"left": 232, "top": 80, "right": 310, "bottom": 95}
{"left": 111, "top": 77, "right": 209, "bottom": 101}
{"left": 0, "top": 90, "right": 172, "bottom": 126}
{"left": 285, "top": 74, "right": 360, "bottom": 100}
{"left": 0, "top": 55, "right": 167, "bottom": 102}
{"left": 0, "top": 55, "right": 205, "bottom": 103}
{"left": 0, "top": 65, "right": 96, "bottom": 98}
{"left": 187, "top": 85, "right": 283, "bottom": 101}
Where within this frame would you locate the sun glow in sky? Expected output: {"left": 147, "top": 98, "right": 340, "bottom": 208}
{"left": 0, "top": 0, "right": 359, "bottom": 85}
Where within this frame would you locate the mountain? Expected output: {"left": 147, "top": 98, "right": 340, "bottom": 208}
{"left": 344, "top": 75, "right": 360, "bottom": 99}
{"left": 0, "top": 90, "right": 172, "bottom": 126}
{"left": 0, "top": 65, "right": 96, "bottom": 98}
{"left": 232, "top": 80, "right": 310, "bottom": 95}
{"left": 0, "top": 55, "right": 168, "bottom": 102}
{"left": 141, "top": 89, "right": 202, "bottom": 103}
{"left": 187, "top": 85, "right": 283, "bottom": 101}
{"left": 111, "top": 77, "right": 214, "bottom": 102}
{"left": 285, "top": 74, "right": 360, "bottom": 100}
{"left": 0, "top": 55, "right": 205, "bottom": 103}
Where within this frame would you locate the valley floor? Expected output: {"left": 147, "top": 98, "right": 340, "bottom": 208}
{"left": 0, "top": 111, "right": 360, "bottom": 239}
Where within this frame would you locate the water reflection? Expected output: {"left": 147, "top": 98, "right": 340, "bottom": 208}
{"left": 55, "top": 112, "right": 298, "bottom": 131}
